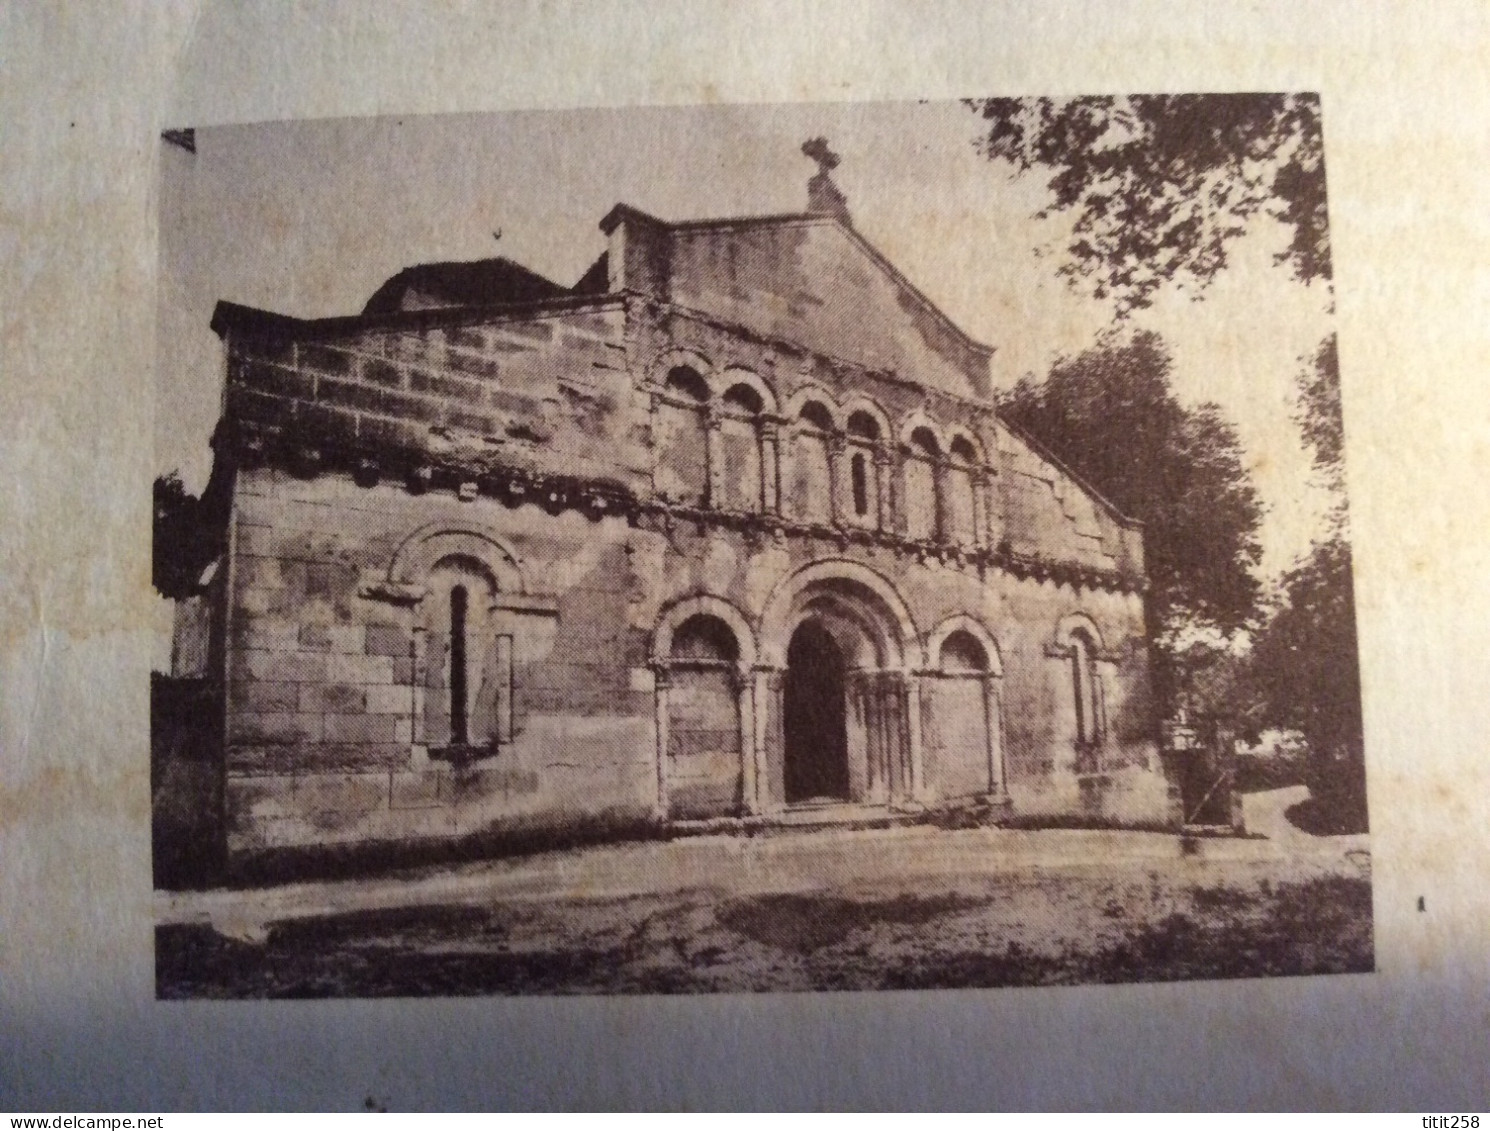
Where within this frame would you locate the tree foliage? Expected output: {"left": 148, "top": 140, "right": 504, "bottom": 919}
{"left": 153, "top": 472, "right": 217, "bottom": 600}
{"left": 967, "top": 93, "right": 1330, "bottom": 314}
{"left": 1247, "top": 334, "right": 1365, "bottom": 827}
{"left": 1001, "top": 330, "right": 1263, "bottom": 639}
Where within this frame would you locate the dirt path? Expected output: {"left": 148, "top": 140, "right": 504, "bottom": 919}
{"left": 156, "top": 789, "right": 1373, "bottom": 996}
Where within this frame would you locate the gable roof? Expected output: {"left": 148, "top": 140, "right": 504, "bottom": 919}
{"left": 599, "top": 203, "right": 995, "bottom": 367}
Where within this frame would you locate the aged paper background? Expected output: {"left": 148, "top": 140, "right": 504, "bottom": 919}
{"left": 3, "top": 0, "right": 1488, "bottom": 1109}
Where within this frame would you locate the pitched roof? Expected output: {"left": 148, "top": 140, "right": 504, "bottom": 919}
{"left": 362, "top": 256, "right": 569, "bottom": 315}
{"left": 598, "top": 203, "right": 995, "bottom": 364}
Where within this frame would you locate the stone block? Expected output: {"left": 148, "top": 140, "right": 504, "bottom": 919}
{"left": 304, "top": 561, "right": 355, "bottom": 599}
{"left": 236, "top": 555, "right": 286, "bottom": 591}
{"left": 231, "top": 679, "right": 298, "bottom": 713}
{"left": 390, "top": 769, "right": 444, "bottom": 810}
{"left": 226, "top": 744, "right": 295, "bottom": 775}
{"left": 323, "top": 713, "right": 400, "bottom": 744}
{"left": 409, "top": 367, "right": 487, "bottom": 402}
{"left": 446, "top": 407, "right": 501, "bottom": 435}
{"left": 234, "top": 617, "right": 298, "bottom": 651}
{"left": 444, "top": 765, "right": 540, "bottom": 801}
{"left": 233, "top": 358, "right": 315, "bottom": 400}
{"left": 299, "top": 343, "right": 354, "bottom": 376}
{"left": 294, "top": 772, "right": 388, "bottom": 815}
{"left": 226, "top": 386, "right": 294, "bottom": 429}
{"left": 498, "top": 321, "right": 554, "bottom": 342}
{"left": 298, "top": 623, "right": 334, "bottom": 651}
{"left": 320, "top": 376, "right": 436, "bottom": 422}
{"left": 361, "top": 358, "right": 404, "bottom": 388}
{"left": 236, "top": 336, "right": 295, "bottom": 365}
{"left": 298, "top": 682, "right": 365, "bottom": 713}
{"left": 364, "top": 624, "right": 410, "bottom": 657}
{"left": 230, "top": 711, "right": 322, "bottom": 744}
{"left": 325, "top": 624, "right": 367, "bottom": 654}
{"left": 364, "top": 683, "right": 411, "bottom": 714}
{"left": 327, "top": 652, "right": 395, "bottom": 684}
{"left": 224, "top": 775, "right": 299, "bottom": 822}
{"left": 240, "top": 649, "right": 328, "bottom": 683}
{"left": 446, "top": 326, "right": 487, "bottom": 351}
{"left": 310, "top": 743, "right": 409, "bottom": 773}
{"left": 442, "top": 348, "right": 500, "bottom": 382}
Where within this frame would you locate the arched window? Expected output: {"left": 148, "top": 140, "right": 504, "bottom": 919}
{"left": 1070, "top": 628, "right": 1102, "bottom": 747}
{"left": 850, "top": 451, "right": 869, "bottom": 517}
{"left": 946, "top": 435, "right": 979, "bottom": 545}
{"left": 904, "top": 427, "right": 940, "bottom": 541}
{"left": 939, "top": 629, "right": 988, "bottom": 674}
{"left": 799, "top": 400, "right": 834, "bottom": 431}
{"left": 670, "top": 613, "right": 740, "bottom": 664}
{"left": 718, "top": 383, "right": 765, "bottom": 511}
{"left": 424, "top": 557, "right": 513, "bottom": 755}
{"left": 784, "top": 400, "right": 835, "bottom": 523}
{"left": 846, "top": 411, "right": 880, "bottom": 442}
{"left": 845, "top": 411, "right": 881, "bottom": 527}
{"left": 654, "top": 366, "right": 709, "bottom": 505}
{"left": 449, "top": 584, "right": 470, "bottom": 745}
{"left": 665, "top": 366, "right": 709, "bottom": 401}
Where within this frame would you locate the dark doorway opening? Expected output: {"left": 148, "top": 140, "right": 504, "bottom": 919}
{"left": 784, "top": 620, "right": 850, "bottom": 803}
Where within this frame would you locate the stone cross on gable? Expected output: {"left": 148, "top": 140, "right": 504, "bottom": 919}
{"left": 801, "top": 137, "right": 841, "bottom": 175}
{"left": 802, "top": 137, "right": 850, "bottom": 224}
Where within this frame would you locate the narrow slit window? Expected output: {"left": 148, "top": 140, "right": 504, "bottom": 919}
{"left": 450, "top": 585, "right": 469, "bottom": 745}
{"left": 1071, "top": 631, "right": 1099, "bottom": 746}
{"left": 851, "top": 451, "right": 869, "bottom": 517}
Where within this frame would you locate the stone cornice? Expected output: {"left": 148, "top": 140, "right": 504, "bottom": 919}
{"left": 225, "top": 417, "right": 1144, "bottom": 597}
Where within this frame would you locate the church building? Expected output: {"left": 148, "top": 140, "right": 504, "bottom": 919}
{"left": 193, "top": 143, "right": 1173, "bottom": 859}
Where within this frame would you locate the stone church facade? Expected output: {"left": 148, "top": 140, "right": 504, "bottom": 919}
{"left": 194, "top": 153, "right": 1172, "bottom": 859}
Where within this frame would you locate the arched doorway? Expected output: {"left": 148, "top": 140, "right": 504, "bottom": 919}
{"left": 784, "top": 620, "right": 850, "bottom": 803}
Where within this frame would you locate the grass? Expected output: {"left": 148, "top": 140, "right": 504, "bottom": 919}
{"left": 157, "top": 873, "right": 1373, "bottom": 998}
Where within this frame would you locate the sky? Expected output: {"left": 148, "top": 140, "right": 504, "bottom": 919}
{"left": 157, "top": 99, "right": 1338, "bottom": 584}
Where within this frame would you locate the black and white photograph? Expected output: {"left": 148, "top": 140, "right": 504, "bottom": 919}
{"left": 150, "top": 96, "right": 1369, "bottom": 997}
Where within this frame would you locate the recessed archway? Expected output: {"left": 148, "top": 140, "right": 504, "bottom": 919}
{"left": 760, "top": 561, "right": 923, "bottom": 809}
{"left": 784, "top": 620, "right": 850, "bottom": 803}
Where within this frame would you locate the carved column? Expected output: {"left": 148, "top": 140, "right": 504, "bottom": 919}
{"left": 932, "top": 454, "right": 950, "bottom": 544}
{"left": 983, "top": 674, "right": 1008, "bottom": 800}
{"left": 734, "top": 661, "right": 759, "bottom": 816}
{"left": 893, "top": 444, "right": 913, "bottom": 536}
{"left": 704, "top": 407, "right": 724, "bottom": 509}
{"left": 873, "top": 445, "right": 892, "bottom": 532}
{"left": 410, "top": 625, "right": 428, "bottom": 757}
{"left": 749, "top": 667, "right": 774, "bottom": 814}
{"left": 762, "top": 668, "right": 787, "bottom": 810}
{"left": 651, "top": 665, "right": 672, "bottom": 820}
{"left": 905, "top": 673, "right": 927, "bottom": 804}
{"left": 866, "top": 673, "right": 890, "bottom": 802}
{"left": 972, "top": 469, "right": 990, "bottom": 551}
{"left": 760, "top": 418, "right": 782, "bottom": 514}
{"left": 827, "top": 433, "right": 846, "bottom": 526}
{"left": 493, "top": 633, "right": 514, "bottom": 745}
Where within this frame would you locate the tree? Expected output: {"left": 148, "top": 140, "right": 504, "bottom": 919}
{"left": 153, "top": 471, "right": 220, "bottom": 600}
{"left": 1002, "top": 330, "right": 1264, "bottom": 642}
{"left": 967, "top": 94, "right": 1329, "bottom": 315}
{"left": 1247, "top": 334, "right": 1366, "bottom": 829}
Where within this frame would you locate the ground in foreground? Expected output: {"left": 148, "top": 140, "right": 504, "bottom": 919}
{"left": 157, "top": 855, "right": 1372, "bottom": 997}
